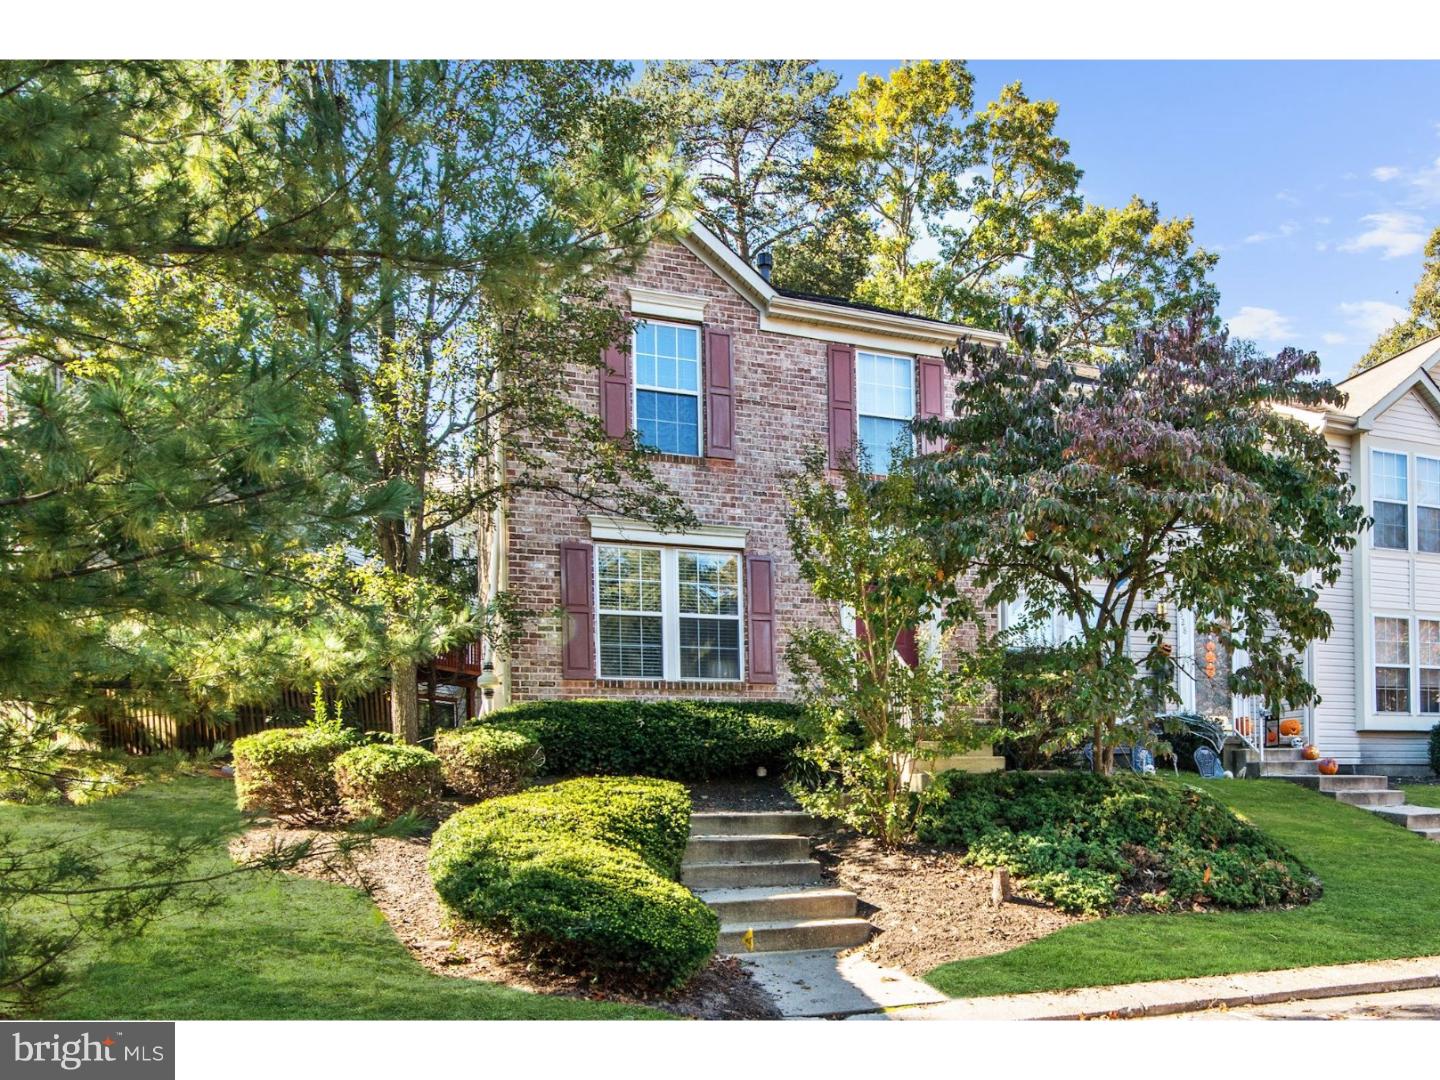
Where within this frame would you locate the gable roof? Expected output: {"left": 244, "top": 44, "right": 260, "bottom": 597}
{"left": 1332, "top": 333, "right": 1440, "bottom": 421}
{"left": 680, "top": 222, "right": 1006, "bottom": 352}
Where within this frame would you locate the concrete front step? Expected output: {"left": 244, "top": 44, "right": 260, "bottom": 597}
{"left": 1284, "top": 774, "right": 1393, "bottom": 792}
{"left": 1332, "top": 789, "right": 1406, "bottom": 807}
{"left": 1414, "top": 829, "right": 1440, "bottom": 843}
{"left": 684, "top": 834, "right": 812, "bottom": 864}
{"left": 689, "top": 811, "right": 818, "bottom": 837}
{"left": 681, "top": 858, "right": 822, "bottom": 889}
{"left": 696, "top": 885, "right": 859, "bottom": 924}
{"left": 1260, "top": 760, "right": 1320, "bottom": 776}
{"left": 717, "top": 917, "right": 872, "bottom": 954}
{"left": 1368, "top": 805, "right": 1440, "bottom": 831}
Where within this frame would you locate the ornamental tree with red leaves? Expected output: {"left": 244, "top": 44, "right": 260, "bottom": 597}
{"left": 912, "top": 308, "right": 1365, "bottom": 774}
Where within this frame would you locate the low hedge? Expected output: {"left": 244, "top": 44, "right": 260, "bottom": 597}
{"left": 334, "top": 743, "right": 443, "bottom": 822}
{"left": 428, "top": 776, "right": 716, "bottom": 988}
{"left": 434, "top": 726, "right": 542, "bottom": 799}
{"left": 232, "top": 727, "right": 357, "bottom": 823}
{"left": 915, "top": 770, "right": 1319, "bottom": 915}
{"left": 484, "top": 699, "right": 802, "bottom": 780}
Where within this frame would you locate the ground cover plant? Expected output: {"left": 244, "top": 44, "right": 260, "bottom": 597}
{"left": 4, "top": 777, "right": 665, "bottom": 1020}
{"left": 926, "top": 778, "right": 1440, "bottom": 998}
{"left": 915, "top": 770, "right": 1317, "bottom": 915}
{"left": 428, "top": 776, "right": 717, "bottom": 988}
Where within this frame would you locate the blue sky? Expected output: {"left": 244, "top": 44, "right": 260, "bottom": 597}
{"left": 826, "top": 61, "right": 1440, "bottom": 380}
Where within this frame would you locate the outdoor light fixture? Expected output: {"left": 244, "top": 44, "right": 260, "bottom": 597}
{"left": 478, "top": 657, "right": 498, "bottom": 703}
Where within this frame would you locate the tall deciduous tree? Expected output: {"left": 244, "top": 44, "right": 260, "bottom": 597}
{"left": 1357, "top": 224, "right": 1440, "bottom": 370}
{"left": 635, "top": 59, "right": 837, "bottom": 263}
{"left": 912, "top": 311, "right": 1364, "bottom": 773}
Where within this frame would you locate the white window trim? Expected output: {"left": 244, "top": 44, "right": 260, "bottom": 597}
{"left": 855, "top": 349, "right": 917, "bottom": 423}
{"left": 628, "top": 287, "right": 708, "bottom": 323}
{"left": 633, "top": 319, "right": 703, "bottom": 457}
{"left": 587, "top": 514, "right": 747, "bottom": 550}
{"left": 594, "top": 543, "right": 745, "bottom": 683}
{"left": 1366, "top": 611, "right": 1440, "bottom": 719}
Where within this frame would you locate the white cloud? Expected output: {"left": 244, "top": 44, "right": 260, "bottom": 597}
{"left": 1321, "top": 331, "right": 1348, "bottom": 346}
{"left": 1338, "top": 299, "right": 1409, "bottom": 337}
{"left": 1372, "top": 165, "right": 1402, "bottom": 182}
{"left": 1243, "top": 222, "right": 1299, "bottom": 245}
{"left": 1227, "top": 306, "right": 1295, "bottom": 342}
{"left": 1275, "top": 189, "right": 1300, "bottom": 205}
{"left": 1339, "top": 212, "right": 1427, "bottom": 259}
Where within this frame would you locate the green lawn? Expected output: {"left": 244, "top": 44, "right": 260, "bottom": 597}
{"left": 6, "top": 777, "right": 666, "bottom": 1020}
{"left": 1400, "top": 784, "right": 1440, "bottom": 808}
{"left": 926, "top": 777, "right": 1440, "bottom": 999}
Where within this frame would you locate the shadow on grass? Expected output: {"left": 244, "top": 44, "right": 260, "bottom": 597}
{"left": 926, "top": 778, "right": 1440, "bottom": 999}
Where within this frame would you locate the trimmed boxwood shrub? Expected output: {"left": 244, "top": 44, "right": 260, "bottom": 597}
{"left": 232, "top": 727, "right": 357, "bottom": 824}
{"left": 485, "top": 699, "right": 802, "bottom": 780}
{"left": 334, "top": 743, "right": 443, "bottom": 822}
{"left": 428, "top": 776, "right": 716, "bottom": 988}
{"left": 1429, "top": 721, "right": 1440, "bottom": 777}
{"left": 915, "top": 770, "right": 1319, "bottom": 915}
{"left": 434, "top": 726, "right": 542, "bottom": 799}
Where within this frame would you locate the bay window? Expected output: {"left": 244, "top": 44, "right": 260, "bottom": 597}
{"left": 595, "top": 543, "right": 743, "bottom": 681}
{"left": 856, "top": 351, "right": 914, "bottom": 474}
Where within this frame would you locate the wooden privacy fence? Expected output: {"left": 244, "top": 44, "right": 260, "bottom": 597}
{"left": 85, "top": 687, "right": 393, "bottom": 755}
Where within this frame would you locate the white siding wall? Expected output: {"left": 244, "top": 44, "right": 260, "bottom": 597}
{"left": 1312, "top": 436, "right": 1360, "bottom": 761}
{"left": 1352, "top": 386, "right": 1440, "bottom": 765}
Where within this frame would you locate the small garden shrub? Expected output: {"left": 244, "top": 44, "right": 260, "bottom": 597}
{"left": 485, "top": 699, "right": 802, "bottom": 781}
{"left": 994, "top": 646, "right": 1086, "bottom": 770}
{"left": 428, "top": 776, "right": 716, "bottom": 988}
{"left": 1430, "top": 721, "right": 1440, "bottom": 777}
{"left": 915, "top": 771, "right": 1319, "bottom": 916}
{"left": 333, "top": 743, "right": 443, "bottom": 823}
{"left": 433, "top": 726, "right": 542, "bottom": 799}
{"left": 232, "top": 727, "right": 356, "bottom": 823}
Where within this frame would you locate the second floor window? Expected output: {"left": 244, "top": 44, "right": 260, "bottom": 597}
{"left": 1419, "top": 456, "right": 1440, "bottom": 553}
{"left": 634, "top": 321, "right": 700, "bottom": 456}
{"left": 857, "top": 351, "right": 913, "bottom": 474}
{"left": 1373, "top": 450, "right": 1408, "bottom": 550}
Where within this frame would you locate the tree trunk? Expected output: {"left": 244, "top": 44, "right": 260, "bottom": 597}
{"left": 390, "top": 659, "right": 420, "bottom": 743}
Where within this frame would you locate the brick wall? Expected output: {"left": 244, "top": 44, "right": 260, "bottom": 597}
{"left": 505, "top": 239, "right": 987, "bottom": 703}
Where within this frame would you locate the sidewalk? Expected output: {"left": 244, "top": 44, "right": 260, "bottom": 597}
{"left": 850, "top": 955, "right": 1440, "bottom": 1020}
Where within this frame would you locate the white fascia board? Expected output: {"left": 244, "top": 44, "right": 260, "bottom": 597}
{"left": 678, "top": 220, "right": 1006, "bottom": 353}
{"left": 587, "top": 514, "right": 748, "bottom": 550}
{"left": 1354, "top": 368, "right": 1440, "bottom": 432}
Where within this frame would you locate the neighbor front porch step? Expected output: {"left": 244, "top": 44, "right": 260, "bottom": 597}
{"left": 1368, "top": 805, "right": 1440, "bottom": 831}
{"left": 695, "top": 885, "right": 859, "bottom": 924}
{"left": 1413, "top": 828, "right": 1440, "bottom": 843}
{"left": 717, "top": 917, "right": 873, "bottom": 954}
{"left": 1259, "top": 760, "right": 1320, "bottom": 776}
{"left": 1331, "top": 789, "right": 1406, "bottom": 807}
{"left": 689, "top": 811, "right": 818, "bottom": 837}
{"left": 680, "top": 859, "right": 822, "bottom": 889}
{"left": 684, "top": 834, "right": 812, "bottom": 864}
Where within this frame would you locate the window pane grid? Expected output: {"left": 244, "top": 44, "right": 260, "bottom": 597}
{"left": 857, "top": 352, "right": 914, "bottom": 419}
{"left": 1375, "top": 616, "right": 1413, "bottom": 714}
{"left": 597, "top": 546, "right": 663, "bottom": 679}
{"left": 634, "top": 322, "right": 701, "bottom": 456}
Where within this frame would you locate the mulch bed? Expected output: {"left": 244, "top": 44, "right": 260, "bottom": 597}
{"left": 232, "top": 823, "right": 779, "bottom": 1020}
{"left": 813, "top": 828, "right": 1084, "bottom": 979}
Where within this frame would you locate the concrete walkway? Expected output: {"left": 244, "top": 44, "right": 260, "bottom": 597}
{"left": 850, "top": 955, "right": 1440, "bottom": 1020}
{"left": 738, "top": 949, "right": 946, "bottom": 1018}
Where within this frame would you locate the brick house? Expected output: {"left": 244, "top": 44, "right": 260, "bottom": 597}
{"left": 484, "top": 223, "right": 1005, "bottom": 710}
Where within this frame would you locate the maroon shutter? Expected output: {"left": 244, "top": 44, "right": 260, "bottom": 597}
{"left": 917, "top": 355, "right": 944, "bottom": 454}
{"left": 827, "top": 343, "right": 856, "bottom": 469}
{"left": 705, "top": 327, "right": 735, "bottom": 460}
{"left": 895, "top": 627, "right": 919, "bottom": 668}
{"left": 745, "top": 554, "right": 777, "bottom": 684}
{"left": 560, "top": 542, "right": 595, "bottom": 679}
{"left": 599, "top": 341, "right": 631, "bottom": 440}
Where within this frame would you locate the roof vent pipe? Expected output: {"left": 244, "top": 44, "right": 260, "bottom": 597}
{"left": 755, "top": 250, "right": 773, "bottom": 282}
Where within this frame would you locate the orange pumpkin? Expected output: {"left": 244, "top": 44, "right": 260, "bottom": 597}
{"left": 1318, "top": 757, "right": 1339, "bottom": 776}
{"left": 1279, "top": 718, "right": 1302, "bottom": 737}
{"left": 1302, "top": 744, "right": 1321, "bottom": 761}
